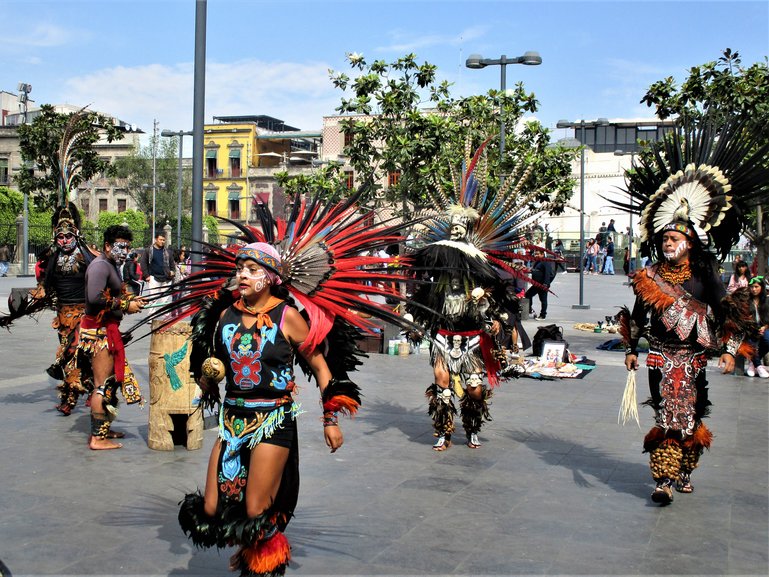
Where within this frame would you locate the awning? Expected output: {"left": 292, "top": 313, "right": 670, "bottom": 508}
{"left": 205, "top": 192, "right": 216, "bottom": 201}
{"left": 228, "top": 191, "right": 241, "bottom": 200}
{"left": 205, "top": 149, "right": 217, "bottom": 159}
{"left": 228, "top": 149, "right": 241, "bottom": 158}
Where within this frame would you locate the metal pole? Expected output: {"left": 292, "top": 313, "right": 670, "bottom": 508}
{"left": 573, "top": 121, "right": 590, "bottom": 309}
{"left": 177, "top": 133, "right": 183, "bottom": 248}
{"left": 152, "top": 119, "right": 158, "bottom": 241}
{"left": 190, "top": 0, "right": 207, "bottom": 264}
{"left": 499, "top": 56, "right": 507, "bottom": 157}
{"left": 21, "top": 192, "right": 28, "bottom": 276}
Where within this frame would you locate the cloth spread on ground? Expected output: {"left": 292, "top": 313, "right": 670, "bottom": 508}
{"left": 521, "top": 353, "right": 596, "bottom": 380}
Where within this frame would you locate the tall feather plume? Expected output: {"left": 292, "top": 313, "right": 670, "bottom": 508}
{"left": 606, "top": 110, "right": 769, "bottom": 261}
{"left": 127, "top": 181, "right": 430, "bottom": 379}
{"left": 55, "top": 107, "right": 92, "bottom": 207}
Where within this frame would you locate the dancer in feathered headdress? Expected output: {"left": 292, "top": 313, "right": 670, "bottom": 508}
{"left": 152, "top": 184, "right": 423, "bottom": 576}
{"left": 610, "top": 111, "right": 768, "bottom": 505}
{"left": 1, "top": 108, "right": 103, "bottom": 416}
{"left": 405, "top": 138, "right": 561, "bottom": 451}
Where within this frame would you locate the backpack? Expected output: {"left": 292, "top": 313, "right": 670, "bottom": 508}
{"left": 532, "top": 324, "right": 568, "bottom": 360}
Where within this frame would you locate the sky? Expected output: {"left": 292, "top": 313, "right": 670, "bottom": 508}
{"left": 2, "top": 0, "right": 767, "bottom": 152}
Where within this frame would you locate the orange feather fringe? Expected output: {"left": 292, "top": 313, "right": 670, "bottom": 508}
{"left": 323, "top": 395, "right": 360, "bottom": 417}
{"left": 632, "top": 268, "right": 675, "bottom": 314}
{"left": 241, "top": 531, "right": 291, "bottom": 574}
{"left": 683, "top": 423, "right": 713, "bottom": 450}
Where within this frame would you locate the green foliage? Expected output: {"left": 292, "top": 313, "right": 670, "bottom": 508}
{"left": 111, "top": 136, "right": 190, "bottom": 226}
{"left": 204, "top": 215, "right": 219, "bottom": 245}
{"left": 16, "top": 104, "right": 124, "bottom": 209}
{"left": 275, "top": 163, "right": 349, "bottom": 204}
{"left": 642, "top": 49, "right": 769, "bottom": 136}
{"left": 0, "top": 187, "right": 23, "bottom": 244}
{"left": 322, "top": 52, "right": 576, "bottom": 214}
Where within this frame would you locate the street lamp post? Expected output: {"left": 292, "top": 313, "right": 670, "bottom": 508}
{"left": 465, "top": 51, "right": 542, "bottom": 160}
{"left": 556, "top": 117, "right": 610, "bottom": 309}
{"left": 142, "top": 183, "right": 166, "bottom": 241}
{"left": 161, "top": 129, "right": 193, "bottom": 248}
{"left": 614, "top": 149, "right": 637, "bottom": 283}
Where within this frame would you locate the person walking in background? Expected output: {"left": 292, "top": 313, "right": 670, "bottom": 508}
{"left": 0, "top": 243, "right": 10, "bottom": 277}
{"left": 745, "top": 276, "right": 769, "bottom": 377}
{"left": 553, "top": 239, "right": 566, "bottom": 273}
{"left": 603, "top": 236, "right": 615, "bottom": 275}
{"left": 140, "top": 233, "right": 176, "bottom": 310}
{"left": 525, "top": 250, "right": 555, "bottom": 319}
{"left": 727, "top": 260, "right": 750, "bottom": 293}
{"left": 623, "top": 246, "right": 631, "bottom": 276}
{"left": 123, "top": 252, "right": 143, "bottom": 296}
{"left": 586, "top": 238, "right": 599, "bottom": 273}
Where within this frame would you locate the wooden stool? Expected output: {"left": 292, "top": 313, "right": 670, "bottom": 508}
{"left": 147, "top": 320, "right": 204, "bottom": 450}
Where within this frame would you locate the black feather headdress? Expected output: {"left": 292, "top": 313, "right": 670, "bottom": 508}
{"left": 606, "top": 112, "right": 769, "bottom": 261}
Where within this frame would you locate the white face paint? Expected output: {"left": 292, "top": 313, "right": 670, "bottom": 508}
{"left": 236, "top": 264, "right": 269, "bottom": 293}
{"left": 661, "top": 232, "right": 690, "bottom": 263}
{"left": 110, "top": 241, "right": 131, "bottom": 263}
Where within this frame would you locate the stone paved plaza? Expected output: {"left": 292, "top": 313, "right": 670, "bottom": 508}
{"left": 0, "top": 270, "right": 767, "bottom": 576}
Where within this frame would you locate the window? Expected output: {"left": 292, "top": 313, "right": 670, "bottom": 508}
{"left": 117, "top": 199, "right": 127, "bottom": 213}
{"left": 206, "top": 150, "right": 218, "bottom": 178}
{"left": 230, "top": 156, "right": 241, "bottom": 178}
{"left": 80, "top": 197, "right": 90, "bottom": 216}
{"left": 343, "top": 130, "right": 353, "bottom": 147}
{"left": 229, "top": 148, "right": 242, "bottom": 178}
{"left": 344, "top": 171, "right": 354, "bottom": 190}
{"left": 388, "top": 171, "right": 401, "bottom": 187}
{"left": 229, "top": 199, "right": 240, "bottom": 220}
{"left": 0, "top": 158, "right": 8, "bottom": 185}
{"left": 98, "top": 198, "right": 108, "bottom": 212}
{"left": 206, "top": 199, "right": 217, "bottom": 216}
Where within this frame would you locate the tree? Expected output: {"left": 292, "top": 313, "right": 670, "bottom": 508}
{"left": 0, "top": 187, "right": 23, "bottom": 245}
{"left": 327, "top": 53, "right": 576, "bottom": 214}
{"left": 16, "top": 105, "right": 124, "bottom": 210}
{"left": 111, "top": 136, "right": 187, "bottom": 231}
{"left": 641, "top": 49, "right": 769, "bottom": 274}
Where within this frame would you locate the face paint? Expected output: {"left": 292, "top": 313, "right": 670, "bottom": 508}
{"left": 110, "top": 241, "right": 131, "bottom": 263}
{"left": 236, "top": 265, "right": 269, "bottom": 292}
{"left": 662, "top": 241, "right": 688, "bottom": 262}
{"left": 55, "top": 232, "right": 77, "bottom": 253}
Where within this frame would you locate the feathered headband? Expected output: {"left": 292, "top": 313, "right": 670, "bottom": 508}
{"left": 608, "top": 111, "right": 769, "bottom": 261}
{"left": 236, "top": 242, "right": 282, "bottom": 275}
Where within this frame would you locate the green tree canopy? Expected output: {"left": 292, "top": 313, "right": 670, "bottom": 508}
{"left": 325, "top": 53, "right": 576, "bottom": 215}
{"left": 112, "top": 135, "right": 189, "bottom": 229}
{"left": 16, "top": 105, "right": 124, "bottom": 210}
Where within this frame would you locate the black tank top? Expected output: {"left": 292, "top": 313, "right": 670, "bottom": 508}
{"left": 216, "top": 302, "right": 296, "bottom": 397}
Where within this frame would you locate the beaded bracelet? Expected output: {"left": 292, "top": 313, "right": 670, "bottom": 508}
{"left": 323, "top": 410, "right": 339, "bottom": 427}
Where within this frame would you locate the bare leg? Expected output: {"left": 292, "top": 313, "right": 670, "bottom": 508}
{"left": 203, "top": 439, "right": 223, "bottom": 517}
{"left": 89, "top": 347, "right": 121, "bottom": 450}
{"left": 244, "top": 443, "right": 290, "bottom": 518}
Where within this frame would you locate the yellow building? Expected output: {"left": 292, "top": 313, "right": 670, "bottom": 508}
{"left": 203, "top": 116, "right": 292, "bottom": 236}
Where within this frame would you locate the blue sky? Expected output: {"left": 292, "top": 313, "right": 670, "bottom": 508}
{"left": 3, "top": 0, "right": 767, "bottom": 149}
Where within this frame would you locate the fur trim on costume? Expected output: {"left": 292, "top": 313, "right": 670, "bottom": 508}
{"left": 459, "top": 389, "right": 493, "bottom": 436}
{"left": 682, "top": 422, "right": 713, "bottom": 451}
{"left": 238, "top": 531, "right": 291, "bottom": 576}
{"left": 321, "top": 379, "right": 362, "bottom": 417}
{"left": 178, "top": 492, "right": 220, "bottom": 549}
{"left": 642, "top": 426, "right": 667, "bottom": 453}
{"left": 425, "top": 384, "right": 457, "bottom": 437}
